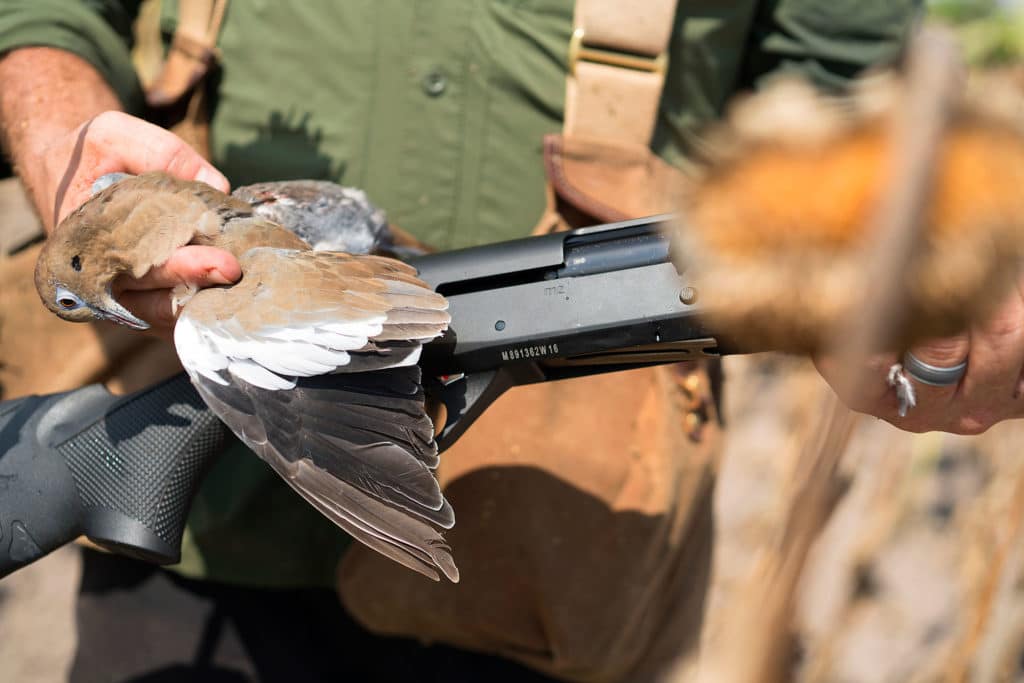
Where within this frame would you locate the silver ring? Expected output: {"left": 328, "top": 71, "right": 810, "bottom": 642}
{"left": 902, "top": 351, "right": 967, "bottom": 387}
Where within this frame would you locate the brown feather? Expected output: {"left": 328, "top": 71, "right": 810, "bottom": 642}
{"left": 679, "top": 73, "right": 1024, "bottom": 352}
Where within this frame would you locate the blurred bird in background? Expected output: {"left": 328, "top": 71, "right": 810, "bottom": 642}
{"left": 678, "top": 70, "right": 1024, "bottom": 354}
{"left": 33, "top": 172, "right": 459, "bottom": 582}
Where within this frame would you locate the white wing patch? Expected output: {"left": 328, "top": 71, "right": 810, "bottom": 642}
{"left": 172, "top": 249, "right": 449, "bottom": 393}
{"left": 173, "top": 315, "right": 230, "bottom": 385}
{"left": 226, "top": 359, "right": 297, "bottom": 390}
{"left": 174, "top": 312, "right": 387, "bottom": 391}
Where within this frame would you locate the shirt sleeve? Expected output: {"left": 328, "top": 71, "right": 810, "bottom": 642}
{"left": 739, "top": 0, "right": 924, "bottom": 92}
{"left": 0, "top": 0, "right": 144, "bottom": 111}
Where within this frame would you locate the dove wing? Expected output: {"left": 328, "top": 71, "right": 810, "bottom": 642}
{"left": 173, "top": 249, "right": 458, "bottom": 581}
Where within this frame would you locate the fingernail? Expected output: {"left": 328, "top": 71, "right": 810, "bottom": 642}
{"left": 195, "top": 167, "right": 230, "bottom": 191}
{"left": 207, "top": 268, "right": 234, "bottom": 285}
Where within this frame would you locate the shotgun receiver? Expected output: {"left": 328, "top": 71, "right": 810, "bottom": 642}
{"left": 414, "top": 214, "right": 718, "bottom": 448}
{"left": 0, "top": 214, "right": 721, "bottom": 577}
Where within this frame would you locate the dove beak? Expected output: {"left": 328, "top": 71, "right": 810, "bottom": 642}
{"left": 93, "top": 295, "right": 150, "bottom": 330}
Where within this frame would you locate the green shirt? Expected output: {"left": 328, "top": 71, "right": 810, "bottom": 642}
{"left": 0, "top": 0, "right": 920, "bottom": 587}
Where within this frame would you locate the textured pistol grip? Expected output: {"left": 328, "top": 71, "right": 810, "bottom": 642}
{"left": 0, "top": 374, "right": 228, "bottom": 577}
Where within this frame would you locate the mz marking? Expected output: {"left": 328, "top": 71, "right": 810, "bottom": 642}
{"left": 544, "top": 283, "right": 567, "bottom": 297}
{"left": 500, "top": 343, "right": 560, "bottom": 362}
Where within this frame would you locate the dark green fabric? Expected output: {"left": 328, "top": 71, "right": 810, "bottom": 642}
{"left": 652, "top": 0, "right": 921, "bottom": 167}
{"left": 0, "top": 0, "right": 920, "bottom": 588}
{"left": 0, "top": 0, "right": 145, "bottom": 111}
{"left": 200, "top": 1, "right": 572, "bottom": 250}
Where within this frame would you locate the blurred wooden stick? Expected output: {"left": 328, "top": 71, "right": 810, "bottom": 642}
{"left": 950, "top": 466, "right": 1024, "bottom": 682}
{"left": 692, "top": 28, "right": 962, "bottom": 683}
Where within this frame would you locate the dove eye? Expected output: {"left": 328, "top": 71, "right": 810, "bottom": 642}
{"left": 54, "top": 287, "right": 84, "bottom": 311}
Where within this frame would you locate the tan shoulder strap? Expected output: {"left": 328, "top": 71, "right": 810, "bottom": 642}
{"left": 565, "top": 0, "right": 678, "bottom": 146}
{"left": 146, "top": 0, "right": 228, "bottom": 107}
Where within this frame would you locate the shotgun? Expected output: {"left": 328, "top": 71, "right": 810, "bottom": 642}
{"left": 0, "top": 214, "right": 723, "bottom": 577}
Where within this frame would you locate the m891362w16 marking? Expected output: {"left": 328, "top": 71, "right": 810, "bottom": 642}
{"left": 500, "top": 343, "right": 560, "bottom": 362}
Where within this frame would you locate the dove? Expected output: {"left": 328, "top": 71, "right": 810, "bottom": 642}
{"left": 34, "top": 172, "right": 459, "bottom": 582}
{"left": 678, "top": 73, "right": 1024, "bottom": 353}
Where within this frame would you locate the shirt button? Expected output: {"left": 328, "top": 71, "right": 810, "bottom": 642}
{"left": 422, "top": 68, "right": 448, "bottom": 97}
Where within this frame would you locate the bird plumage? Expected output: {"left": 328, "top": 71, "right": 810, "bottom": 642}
{"left": 678, "top": 73, "right": 1024, "bottom": 352}
{"left": 35, "top": 172, "right": 458, "bottom": 582}
{"left": 233, "top": 180, "right": 394, "bottom": 255}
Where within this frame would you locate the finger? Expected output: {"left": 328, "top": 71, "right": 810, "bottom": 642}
{"left": 90, "top": 112, "right": 230, "bottom": 192}
{"left": 814, "top": 352, "right": 899, "bottom": 415}
{"left": 898, "top": 333, "right": 969, "bottom": 428}
{"left": 956, "top": 285, "right": 1024, "bottom": 429}
{"left": 118, "top": 246, "right": 241, "bottom": 292}
{"left": 117, "top": 288, "right": 177, "bottom": 335}
{"left": 54, "top": 113, "right": 232, "bottom": 226}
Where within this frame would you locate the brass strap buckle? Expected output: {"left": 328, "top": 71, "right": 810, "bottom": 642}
{"left": 568, "top": 27, "right": 668, "bottom": 77}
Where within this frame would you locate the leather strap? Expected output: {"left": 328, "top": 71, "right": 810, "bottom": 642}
{"left": 146, "top": 0, "right": 228, "bottom": 107}
{"left": 565, "top": 0, "right": 677, "bottom": 146}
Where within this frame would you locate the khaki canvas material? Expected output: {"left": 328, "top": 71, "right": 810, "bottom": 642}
{"left": 540, "top": 0, "right": 683, "bottom": 231}
{"left": 143, "top": 0, "right": 227, "bottom": 160}
{"left": 541, "top": 133, "right": 684, "bottom": 227}
{"left": 339, "top": 364, "right": 719, "bottom": 682}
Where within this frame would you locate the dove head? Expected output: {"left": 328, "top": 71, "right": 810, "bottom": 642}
{"left": 35, "top": 171, "right": 280, "bottom": 330}
{"left": 34, "top": 205, "right": 151, "bottom": 329}
{"left": 34, "top": 229, "right": 149, "bottom": 331}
